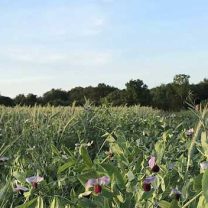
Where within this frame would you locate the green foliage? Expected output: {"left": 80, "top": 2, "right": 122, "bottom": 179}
{"left": 1, "top": 74, "right": 207, "bottom": 110}
{"left": 0, "top": 105, "right": 207, "bottom": 207}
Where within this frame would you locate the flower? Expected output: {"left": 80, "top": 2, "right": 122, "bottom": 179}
{"left": 14, "top": 185, "right": 29, "bottom": 195}
{"left": 26, "top": 176, "right": 44, "bottom": 188}
{"left": 86, "top": 176, "right": 110, "bottom": 193}
{"left": 170, "top": 188, "right": 181, "bottom": 200}
{"left": 148, "top": 156, "right": 160, "bottom": 173}
{"left": 185, "top": 128, "right": 194, "bottom": 137}
{"left": 200, "top": 161, "right": 208, "bottom": 170}
{"left": 143, "top": 176, "right": 156, "bottom": 192}
{"left": 79, "top": 176, "right": 110, "bottom": 198}
{"left": 0, "top": 156, "right": 9, "bottom": 163}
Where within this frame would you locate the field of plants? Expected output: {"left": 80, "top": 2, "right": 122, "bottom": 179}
{"left": 0, "top": 103, "right": 208, "bottom": 208}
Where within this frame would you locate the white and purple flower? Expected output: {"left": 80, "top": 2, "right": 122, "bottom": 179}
{"left": 26, "top": 176, "right": 44, "bottom": 188}
{"left": 170, "top": 188, "right": 181, "bottom": 200}
{"left": 143, "top": 176, "right": 156, "bottom": 192}
{"left": 14, "top": 185, "right": 29, "bottom": 195}
{"left": 148, "top": 156, "right": 160, "bottom": 173}
{"left": 79, "top": 176, "right": 110, "bottom": 198}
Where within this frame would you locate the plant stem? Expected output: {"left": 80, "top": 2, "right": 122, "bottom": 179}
{"left": 182, "top": 191, "right": 202, "bottom": 208}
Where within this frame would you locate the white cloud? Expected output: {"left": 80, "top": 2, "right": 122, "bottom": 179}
{"left": 1, "top": 47, "right": 113, "bottom": 67}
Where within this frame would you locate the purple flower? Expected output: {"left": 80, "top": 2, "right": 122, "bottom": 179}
{"left": 14, "top": 185, "right": 29, "bottom": 195}
{"left": 79, "top": 176, "right": 110, "bottom": 197}
{"left": 148, "top": 156, "right": 160, "bottom": 173}
{"left": 170, "top": 188, "right": 181, "bottom": 200}
{"left": 143, "top": 176, "right": 156, "bottom": 192}
{"left": 85, "top": 176, "right": 110, "bottom": 190}
{"left": 98, "top": 176, "right": 111, "bottom": 186}
{"left": 26, "top": 176, "right": 44, "bottom": 188}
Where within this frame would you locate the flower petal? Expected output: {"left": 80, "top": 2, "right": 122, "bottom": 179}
{"left": 78, "top": 191, "right": 92, "bottom": 198}
{"left": 144, "top": 176, "right": 156, "bottom": 184}
{"left": 170, "top": 188, "right": 181, "bottom": 196}
{"left": 85, "top": 179, "right": 97, "bottom": 190}
{"left": 26, "top": 176, "right": 44, "bottom": 184}
{"left": 200, "top": 161, "right": 208, "bottom": 170}
{"left": 14, "top": 185, "right": 29, "bottom": 192}
{"left": 98, "top": 176, "right": 110, "bottom": 186}
{"left": 148, "top": 156, "right": 156, "bottom": 169}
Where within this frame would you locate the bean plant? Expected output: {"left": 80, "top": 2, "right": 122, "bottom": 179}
{"left": 0, "top": 104, "right": 207, "bottom": 208}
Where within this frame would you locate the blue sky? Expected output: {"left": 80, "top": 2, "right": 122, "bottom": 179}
{"left": 0, "top": 0, "right": 207, "bottom": 97}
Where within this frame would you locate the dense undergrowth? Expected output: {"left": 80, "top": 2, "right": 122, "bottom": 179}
{"left": 0, "top": 104, "right": 207, "bottom": 208}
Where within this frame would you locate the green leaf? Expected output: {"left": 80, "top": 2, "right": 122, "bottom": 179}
{"left": 101, "top": 163, "right": 125, "bottom": 189}
{"left": 193, "top": 174, "right": 203, "bottom": 192}
{"left": 201, "top": 131, "right": 208, "bottom": 158}
{"left": 0, "top": 183, "right": 10, "bottom": 201}
{"left": 103, "top": 198, "right": 111, "bottom": 208}
{"left": 197, "top": 195, "right": 208, "bottom": 208}
{"left": 110, "top": 143, "right": 124, "bottom": 156}
{"left": 57, "top": 159, "right": 76, "bottom": 174}
{"left": 79, "top": 145, "right": 93, "bottom": 168}
{"left": 16, "top": 198, "right": 37, "bottom": 208}
{"left": 116, "top": 193, "right": 124, "bottom": 203}
{"left": 36, "top": 196, "right": 44, "bottom": 208}
{"left": 51, "top": 144, "right": 60, "bottom": 156}
{"left": 170, "top": 200, "right": 180, "bottom": 208}
{"left": 155, "top": 139, "right": 165, "bottom": 163}
{"left": 126, "top": 170, "right": 135, "bottom": 182}
{"left": 13, "top": 171, "right": 27, "bottom": 184}
{"left": 50, "top": 197, "right": 60, "bottom": 208}
{"left": 202, "top": 169, "right": 208, "bottom": 202}
{"left": 158, "top": 200, "right": 171, "bottom": 208}
{"left": 78, "top": 198, "right": 98, "bottom": 208}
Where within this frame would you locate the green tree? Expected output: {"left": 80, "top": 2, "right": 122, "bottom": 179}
{"left": 151, "top": 84, "right": 180, "bottom": 111}
{"left": 69, "top": 87, "right": 85, "bottom": 106}
{"left": 14, "top": 94, "right": 26, "bottom": 106}
{"left": 25, "top": 93, "right": 38, "bottom": 106}
{"left": 125, "top": 79, "right": 150, "bottom": 106}
{"left": 43, "top": 89, "right": 69, "bottom": 106}
{"left": 102, "top": 89, "right": 127, "bottom": 106}
{"left": 0, "top": 95, "right": 14, "bottom": 107}
{"left": 172, "top": 74, "right": 190, "bottom": 108}
{"left": 83, "top": 84, "right": 117, "bottom": 105}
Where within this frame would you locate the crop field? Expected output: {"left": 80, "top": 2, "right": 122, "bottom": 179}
{"left": 0, "top": 104, "right": 208, "bottom": 208}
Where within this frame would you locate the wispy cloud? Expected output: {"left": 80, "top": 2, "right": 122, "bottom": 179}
{"left": 1, "top": 47, "right": 113, "bottom": 67}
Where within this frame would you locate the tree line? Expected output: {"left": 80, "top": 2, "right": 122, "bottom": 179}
{"left": 0, "top": 74, "right": 207, "bottom": 111}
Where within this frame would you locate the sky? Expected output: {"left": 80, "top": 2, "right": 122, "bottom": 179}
{"left": 0, "top": 0, "right": 207, "bottom": 97}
